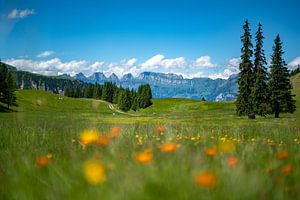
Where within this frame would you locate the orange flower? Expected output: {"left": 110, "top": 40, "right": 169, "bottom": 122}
{"left": 156, "top": 125, "right": 166, "bottom": 135}
{"left": 108, "top": 127, "right": 121, "bottom": 139}
{"left": 281, "top": 164, "right": 293, "bottom": 175}
{"left": 84, "top": 160, "right": 106, "bottom": 185}
{"left": 36, "top": 155, "right": 50, "bottom": 168}
{"left": 95, "top": 136, "right": 110, "bottom": 147}
{"left": 276, "top": 151, "right": 289, "bottom": 160}
{"left": 135, "top": 149, "right": 153, "bottom": 164}
{"left": 158, "top": 143, "right": 181, "bottom": 153}
{"left": 205, "top": 147, "right": 217, "bottom": 157}
{"left": 80, "top": 130, "right": 99, "bottom": 145}
{"left": 227, "top": 156, "right": 238, "bottom": 167}
{"left": 194, "top": 170, "right": 217, "bottom": 189}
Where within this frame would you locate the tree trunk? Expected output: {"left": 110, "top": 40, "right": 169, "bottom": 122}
{"left": 275, "top": 111, "right": 279, "bottom": 118}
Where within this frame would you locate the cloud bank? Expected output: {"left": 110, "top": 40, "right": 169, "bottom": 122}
{"left": 4, "top": 54, "right": 299, "bottom": 80}
{"left": 7, "top": 9, "right": 35, "bottom": 19}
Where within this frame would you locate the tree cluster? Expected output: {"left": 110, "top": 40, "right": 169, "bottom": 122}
{"left": 236, "top": 20, "right": 296, "bottom": 118}
{"left": 0, "top": 62, "right": 17, "bottom": 109}
{"left": 64, "top": 82, "right": 152, "bottom": 112}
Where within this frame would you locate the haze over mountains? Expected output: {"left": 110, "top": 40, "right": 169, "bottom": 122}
{"left": 60, "top": 71, "right": 238, "bottom": 101}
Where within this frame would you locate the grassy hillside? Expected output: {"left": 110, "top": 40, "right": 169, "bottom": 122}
{"left": 0, "top": 74, "right": 299, "bottom": 200}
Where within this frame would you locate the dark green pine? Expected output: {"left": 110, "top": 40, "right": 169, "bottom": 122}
{"left": 251, "top": 23, "right": 269, "bottom": 117}
{"left": 236, "top": 20, "right": 255, "bottom": 119}
{"left": 269, "top": 35, "right": 296, "bottom": 118}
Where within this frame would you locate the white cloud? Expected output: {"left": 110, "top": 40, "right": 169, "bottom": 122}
{"left": 37, "top": 51, "right": 54, "bottom": 58}
{"left": 161, "top": 57, "right": 186, "bottom": 69}
{"left": 141, "top": 54, "right": 165, "bottom": 70}
{"left": 140, "top": 54, "right": 187, "bottom": 72}
{"left": 126, "top": 58, "right": 137, "bottom": 66}
{"left": 3, "top": 55, "right": 262, "bottom": 80}
{"left": 194, "top": 56, "right": 217, "bottom": 69}
{"left": 4, "top": 58, "right": 104, "bottom": 76}
{"left": 227, "top": 58, "right": 241, "bottom": 68}
{"left": 7, "top": 9, "right": 35, "bottom": 19}
{"left": 288, "top": 57, "right": 300, "bottom": 70}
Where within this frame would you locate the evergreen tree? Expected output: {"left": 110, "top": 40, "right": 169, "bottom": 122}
{"left": 0, "top": 62, "right": 8, "bottom": 103}
{"left": 236, "top": 20, "right": 255, "bottom": 119}
{"left": 251, "top": 23, "right": 269, "bottom": 117}
{"left": 269, "top": 35, "right": 296, "bottom": 118}
{"left": 3, "top": 72, "right": 17, "bottom": 108}
{"left": 131, "top": 95, "right": 139, "bottom": 111}
{"left": 102, "top": 82, "right": 114, "bottom": 102}
{"left": 118, "top": 89, "right": 132, "bottom": 112}
{"left": 93, "top": 84, "right": 102, "bottom": 99}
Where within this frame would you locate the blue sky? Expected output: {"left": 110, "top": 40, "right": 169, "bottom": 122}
{"left": 0, "top": 0, "right": 299, "bottom": 78}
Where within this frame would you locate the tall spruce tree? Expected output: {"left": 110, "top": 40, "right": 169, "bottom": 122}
{"left": 251, "top": 23, "right": 269, "bottom": 117}
{"left": 3, "top": 72, "right": 17, "bottom": 108}
{"left": 0, "top": 62, "right": 8, "bottom": 103}
{"left": 269, "top": 35, "right": 296, "bottom": 118}
{"left": 118, "top": 89, "right": 132, "bottom": 112}
{"left": 236, "top": 20, "right": 255, "bottom": 119}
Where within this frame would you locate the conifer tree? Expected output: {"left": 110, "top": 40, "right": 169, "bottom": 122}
{"left": 236, "top": 20, "right": 255, "bottom": 119}
{"left": 102, "top": 82, "right": 114, "bottom": 102}
{"left": 0, "top": 62, "right": 8, "bottom": 103}
{"left": 118, "top": 89, "right": 132, "bottom": 112}
{"left": 3, "top": 72, "right": 17, "bottom": 108}
{"left": 251, "top": 23, "right": 269, "bottom": 117}
{"left": 269, "top": 35, "right": 296, "bottom": 118}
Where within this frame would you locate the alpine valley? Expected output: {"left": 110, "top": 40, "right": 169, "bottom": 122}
{"left": 62, "top": 72, "right": 238, "bottom": 101}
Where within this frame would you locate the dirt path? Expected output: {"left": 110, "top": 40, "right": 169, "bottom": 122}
{"left": 107, "top": 103, "right": 141, "bottom": 117}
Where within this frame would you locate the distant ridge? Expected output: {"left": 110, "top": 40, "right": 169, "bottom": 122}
{"left": 2, "top": 61, "right": 239, "bottom": 101}
{"left": 70, "top": 71, "right": 239, "bottom": 101}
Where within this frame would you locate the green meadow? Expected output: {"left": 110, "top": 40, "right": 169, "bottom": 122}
{"left": 0, "top": 73, "right": 299, "bottom": 200}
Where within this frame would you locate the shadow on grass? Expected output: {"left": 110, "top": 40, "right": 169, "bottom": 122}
{"left": 0, "top": 105, "right": 17, "bottom": 112}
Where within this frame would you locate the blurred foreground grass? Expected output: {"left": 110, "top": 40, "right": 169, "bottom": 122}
{"left": 0, "top": 74, "right": 299, "bottom": 200}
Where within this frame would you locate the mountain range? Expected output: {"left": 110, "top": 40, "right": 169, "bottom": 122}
{"left": 60, "top": 72, "right": 238, "bottom": 101}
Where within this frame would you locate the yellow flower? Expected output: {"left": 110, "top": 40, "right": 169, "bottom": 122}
{"left": 46, "top": 153, "right": 53, "bottom": 160}
{"left": 80, "top": 130, "right": 99, "bottom": 145}
{"left": 84, "top": 160, "right": 106, "bottom": 185}
{"left": 158, "top": 143, "right": 181, "bottom": 153}
{"left": 218, "top": 140, "right": 235, "bottom": 153}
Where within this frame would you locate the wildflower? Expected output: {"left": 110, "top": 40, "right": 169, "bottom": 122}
{"left": 156, "top": 125, "right": 166, "bottom": 135}
{"left": 95, "top": 136, "right": 110, "bottom": 147}
{"left": 135, "top": 149, "right": 153, "bottom": 164}
{"left": 158, "top": 143, "right": 181, "bottom": 153}
{"left": 108, "top": 127, "right": 121, "bottom": 139}
{"left": 36, "top": 155, "right": 50, "bottom": 168}
{"left": 194, "top": 170, "right": 217, "bottom": 189}
{"left": 80, "top": 130, "right": 99, "bottom": 145}
{"left": 227, "top": 156, "right": 238, "bottom": 167}
{"left": 205, "top": 147, "right": 217, "bottom": 157}
{"left": 276, "top": 151, "right": 289, "bottom": 160}
{"left": 84, "top": 160, "right": 106, "bottom": 185}
{"left": 218, "top": 140, "right": 235, "bottom": 153}
{"left": 46, "top": 153, "right": 53, "bottom": 160}
{"left": 281, "top": 164, "right": 293, "bottom": 175}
